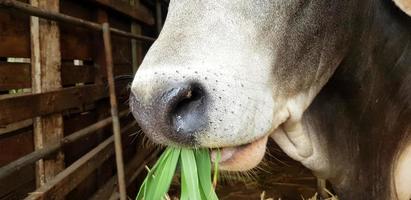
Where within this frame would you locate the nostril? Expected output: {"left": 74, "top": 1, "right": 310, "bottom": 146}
{"left": 169, "top": 83, "right": 207, "bottom": 137}
{"left": 173, "top": 85, "right": 203, "bottom": 112}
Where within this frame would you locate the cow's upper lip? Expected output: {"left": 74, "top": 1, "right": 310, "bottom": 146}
{"left": 210, "top": 135, "right": 269, "bottom": 171}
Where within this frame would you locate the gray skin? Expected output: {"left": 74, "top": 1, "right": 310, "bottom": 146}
{"left": 130, "top": 0, "right": 411, "bottom": 199}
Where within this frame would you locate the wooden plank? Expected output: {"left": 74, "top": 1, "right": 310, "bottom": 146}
{"left": 0, "top": 164, "right": 35, "bottom": 200}
{"left": 102, "top": 23, "right": 127, "bottom": 200}
{"left": 25, "top": 136, "right": 115, "bottom": 200}
{"left": 0, "top": 119, "right": 32, "bottom": 136}
{"left": 0, "top": 111, "right": 129, "bottom": 182}
{"left": 92, "top": 9, "right": 114, "bottom": 193}
{"left": 155, "top": 0, "right": 163, "bottom": 34}
{"left": 0, "top": 62, "right": 31, "bottom": 91}
{"left": 66, "top": 171, "right": 98, "bottom": 200}
{"left": 86, "top": 0, "right": 154, "bottom": 25}
{"left": 114, "top": 64, "right": 133, "bottom": 76}
{"left": 60, "top": 0, "right": 95, "bottom": 60}
{"left": 0, "top": 62, "right": 97, "bottom": 89}
{"left": 109, "top": 14, "right": 132, "bottom": 65}
{"left": 111, "top": 36, "right": 132, "bottom": 65}
{"left": 0, "top": 129, "right": 34, "bottom": 165}
{"left": 61, "top": 64, "right": 96, "bottom": 86}
{"left": 0, "top": 129, "right": 34, "bottom": 199}
{"left": 63, "top": 112, "right": 98, "bottom": 165}
{"left": 0, "top": 129, "right": 34, "bottom": 200}
{"left": 0, "top": 0, "right": 156, "bottom": 43}
{"left": 0, "top": 0, "right": 30, "bottom": 57}
{"left": 89, "top": 147, "right": 157, "bottom": 200}
{"left": 130, "top": 0, "right": 143, "bottom": 73}
{"left": 31, "top": 0, "right": 65, "bottom": 187}
{"left": 0, "top": 84, "right": 108, "bottom": 126}
{"left": 60, "top": 26, "right": 94, "bottom": 60}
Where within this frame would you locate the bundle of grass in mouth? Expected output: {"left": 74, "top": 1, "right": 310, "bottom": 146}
{"left": 136, "top": 148, "right": 220, "bottom": 200}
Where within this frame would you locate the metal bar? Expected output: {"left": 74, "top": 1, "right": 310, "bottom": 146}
{"left": 0, "top": 110, "right": 129, "bottom": 181}
{"left": 102, "top": 23, "right": 127, "bottom": 200}
{"left": 0, "top": 0, "right": 156, "bottom": 42}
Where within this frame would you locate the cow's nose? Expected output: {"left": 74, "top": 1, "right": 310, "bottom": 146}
{"left": 130, "top": 82, "right": 208, "bottom": 146}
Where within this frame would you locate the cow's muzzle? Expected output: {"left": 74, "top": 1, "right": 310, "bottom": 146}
{"left": 130, "top": 81, "right": 208, "bottom": 146}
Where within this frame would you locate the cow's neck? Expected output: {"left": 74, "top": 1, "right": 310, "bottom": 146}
{"left": 306, "top": 1, "right": 411, "bottom": 199}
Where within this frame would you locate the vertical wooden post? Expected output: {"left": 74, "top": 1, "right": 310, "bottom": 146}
{"left": 30, "top": 0, "right": 64, "bottom": 187}
{"left": 93, "top": 9, "right": 111, "bottom": 189}
{"left": 94, "top": 10, "right": 108, "bottom": 85}
{"left": 102, "top": 23, "right": 127, "bottom": 200}
{"left": 155, "top": 0, "right": 163, "bottom": 34}
{"left": 130, "top": 0, "right": 143, "bottom": 73}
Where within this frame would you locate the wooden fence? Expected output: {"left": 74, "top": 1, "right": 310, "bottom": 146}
{"left": 0, "top": 0, "right": 163, "bottom": 199}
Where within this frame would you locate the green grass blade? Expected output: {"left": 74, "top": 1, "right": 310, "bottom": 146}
{"left": 195, "top": 149, "right": 218, "bottom": 200}
{"left": 136, "top": 148, "right": 173, "bottom": 200}
{"left": 136, "top": 147, "right": 220, "bottom": 200}
{"left": 137, "top": 148, "right": 180, "bottom": 200}
{"left": 146, "top": 148, "right": 181, "bottom": 200}
{"left": 180, "top": 148, "right": 202, "bottom": 200}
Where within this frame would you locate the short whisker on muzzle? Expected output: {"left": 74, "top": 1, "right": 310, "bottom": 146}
{"left": 265, "top": 147, "right": 290, "bottom": 167}
{"left": 219, "top": 168, "right": 259, "bottom": 184}
{"left": 129, "top": 128, "right": 162, "bottom": 149}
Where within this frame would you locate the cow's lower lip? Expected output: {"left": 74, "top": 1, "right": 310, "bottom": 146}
{"left": 210, "top": 136, "right": 268, "bottom": 171}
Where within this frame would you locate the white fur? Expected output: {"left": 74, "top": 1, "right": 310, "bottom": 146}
{"left": 394, "top": 140, "right": 411, "bottom": 200}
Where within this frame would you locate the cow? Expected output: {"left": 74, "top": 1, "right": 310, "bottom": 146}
{"left": 129, "top": 0, "right": 411, "bottom": 199}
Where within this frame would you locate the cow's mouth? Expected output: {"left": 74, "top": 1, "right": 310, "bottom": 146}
{"left": 210, "top": 136, "right": 269, "bottom": 171}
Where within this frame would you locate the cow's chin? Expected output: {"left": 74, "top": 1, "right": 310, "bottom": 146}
{"left": 210, "top": 136, "right": 269, "bottom": 171}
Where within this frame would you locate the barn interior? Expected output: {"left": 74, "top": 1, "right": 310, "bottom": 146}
{"left": 0, "top": 1, "right": 327, "bottom": 199}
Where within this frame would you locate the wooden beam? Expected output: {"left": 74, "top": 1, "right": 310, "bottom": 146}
{"left": 93, "top": 8, "right": 113, "bottom": 190}
{"left": 24, "top": 121, "right": 136, "bottom": 200}
{"left": 0, "top": 62, "right": 31, "bottom": 91}
{"left": 86, "top": 0, "right": 154, "bottom": 26}
{"left": 0, "top": 63, "right": 97, "bottom": 90}
{"left": 155, "top": 0, "right": 162, "bottom": 34}
{"left": 25, "top": 136, "right": 115, "bottom": 200}
{"left": 30, "top": 0, "right": 65, "bottom": 187}
{"left": 0, "top": 164, "right": 35, "bottom": 199}
{"left": 0, "top": 119, "right": 32, "bottom": 136}
{"left": 102, "top": 23, "right": 127, "bottom": 200}
{"left": 130, "top": 0, "right": 143, "bottom": 73}
{"left": 0, "top": 5, "right": 30, "bottom": 58}
{"left": 0, "top": 0, "right": 156, "bottom": 42}
{"left": 90, "top": 148, "right": 159, "bottom": 200}
{"left": 61, "top": 64, "right": 96, "bottom": 86}
{"left": 0, "top": 112, "right": 130, "bottom": 182}
{"left": 0, "top": 84, "right": 108, "bottom": 126}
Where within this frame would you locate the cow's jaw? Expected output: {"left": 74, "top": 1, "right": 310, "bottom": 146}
{"left": 210, "top": 92, "right": 319, "bottom": 172}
